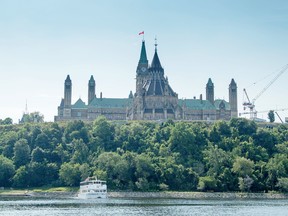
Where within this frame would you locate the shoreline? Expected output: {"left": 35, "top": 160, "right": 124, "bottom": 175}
{"left": 1, "top": 191, "right": 288, "bottom": 199}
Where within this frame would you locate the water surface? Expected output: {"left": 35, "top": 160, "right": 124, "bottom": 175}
{"left": 0, "top": 196, "right": 287, "bottom": 215}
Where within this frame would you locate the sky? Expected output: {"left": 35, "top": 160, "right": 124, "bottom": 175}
{"left": 0, "top": 0, "right": 288, "bottom": 123}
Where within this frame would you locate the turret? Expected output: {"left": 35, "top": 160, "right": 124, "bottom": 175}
{"left": 149, "top": 39, "right": 164, "bottom": 74}
{"left": 64, "top": 75, "right": 72, "bottom": 107}
{"left": 136, "top": 40, "right": 149, "bottom": 74}
{"left": 136, "top": 40, "right": 149, "bottom": 97}
{"left": 88, "top": 75, "right": 96, "bottom": 104}
{"left": 229, "top": 78, "right": 238, "bottom": 118}
{"left": 206, "top": 78, "right": 214, "bottom": 104}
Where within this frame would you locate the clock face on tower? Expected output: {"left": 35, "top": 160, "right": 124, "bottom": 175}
{"left": 141, "top": 67, "right": 146, "bottom": 72}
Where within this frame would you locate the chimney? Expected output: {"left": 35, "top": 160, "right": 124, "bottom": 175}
{"left": 100, "top": 92, "right": 102, "bottom": 100}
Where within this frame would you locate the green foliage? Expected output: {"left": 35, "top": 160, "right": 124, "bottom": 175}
{"left": 268, "top": 110, "right": 275, "bottom": 123}
{"left": 232, "top": 157, "right": 254, "bottom": 177}
{"left": 238, "top": 175, "right": 254, "bottom": 192}
{"left": 0, "top": 117, "right": 288, "bottom": 192}
{"left": 0, "top": 155, "right": 15, "bottom": 187}
{"left": 59, "top": 163, "right": 81, "bottom": 186}
{"left": 0, "top": 118, "right": 13, "bottom": 125}
{"left": 13, "top": 139, "right": 31, "bottom": 168}
{"left": 20, "top": 112, "right": 44, "bottom": 123}
{"left": 197, "top": 176, "right": 217, "bottom": 191}
{"left": 276, "top": 177, "right": 288, "bottom": 192}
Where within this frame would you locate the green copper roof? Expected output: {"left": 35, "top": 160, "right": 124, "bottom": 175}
{"left": 214, "top": 99, "right": 231, "bottom": 110}
{"left": 139, "top": 40, "right": 148, "bottom": 64}
{"left": 88, "top": 97, "right": 132, "bottom": 108}
{"left": 72, "top": 98, "right": 86, "bottom": 109}
{"left": 178, "top": 99, "right": 216, "bottom": 110}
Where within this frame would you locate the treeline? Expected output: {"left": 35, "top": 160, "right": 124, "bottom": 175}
{"left": 0, "top": 116, "right": 288, "bottom": 192}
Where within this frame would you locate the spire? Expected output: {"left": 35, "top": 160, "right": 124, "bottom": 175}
{"left": 229, "top": 78, "right": 238, "bottom": 118}
{"left": 150, "top": 39, "right": 163, "bottom": 72}
{"left": 207, "top": 78, "right": 214, "bottom": 87}
{"left": 65, "top": 75, "right": 71, "bottom": 82}
{"left": 64, "top": 75, "right": 72, "bottom": 107}
{"left": 89, "top": 75, "right": 95, "bottom": 86}
{"left": 206, "top": 78, "right": 214, "bottom": 104}
{"left": 230, "top": 78, "right": 236, "bottom": 86}
{"left": 88, "top": 75, "right": 96, "bottom": 104}
{"left": 139, "top": 40, "right": 148, "bottom": 64}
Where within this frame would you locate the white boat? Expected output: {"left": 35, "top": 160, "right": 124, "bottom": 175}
{"left": 78, "top": 176, "right": 107, "bottom": 199}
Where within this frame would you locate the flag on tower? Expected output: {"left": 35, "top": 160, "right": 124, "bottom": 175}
{"left": 139, "top": 31, "right": 144, "bottom": 35}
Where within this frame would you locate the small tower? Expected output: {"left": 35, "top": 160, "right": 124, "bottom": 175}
{"left": 229, "top": 78, "right": 238, "bottom": 118}
{"left": 149, "top": 38, "right": 164, "bottom": 74}
{"left": 88, "top": 75, "right": 96, "bottom": 104}
{"left": 64, "top": 75, "right": 72, "bottom": 107}
{"left": 133, "top": 40, "right": 149, "bottom": 120}
{"left": 136, "top": 40, "right": 149, "bottom": 97}
{"left": 206, "top": 78, "right": 214, "bottom": 104}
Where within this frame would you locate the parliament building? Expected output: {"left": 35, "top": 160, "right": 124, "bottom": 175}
{"left": 54, "top": 40, "right": 238, "bottom": 122}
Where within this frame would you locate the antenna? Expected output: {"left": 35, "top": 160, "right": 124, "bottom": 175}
{"left": 154, "top": 36, "right": 158, "bottom": 51}
{"left": 25, "top": 100, "right": 29, "bottom": 114}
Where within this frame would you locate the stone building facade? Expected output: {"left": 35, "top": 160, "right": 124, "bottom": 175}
{"left": 54, "top": 40, "right": 237, "bottom": 122}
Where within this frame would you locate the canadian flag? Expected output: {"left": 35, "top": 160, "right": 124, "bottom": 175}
{"left": 139, "top": 31, "right": 144, "bottom": 35}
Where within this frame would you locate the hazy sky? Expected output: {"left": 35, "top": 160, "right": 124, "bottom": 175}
{"left": 1, "top": 0, "right": 288, "bottom": 123}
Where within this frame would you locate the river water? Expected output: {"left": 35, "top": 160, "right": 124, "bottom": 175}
{"left": 0, "top": 196, "right": 287, "bottom": 216}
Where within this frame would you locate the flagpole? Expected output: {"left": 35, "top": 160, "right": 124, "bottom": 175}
{"left": 139, "top": 31, "right": 145, "bottom": 40}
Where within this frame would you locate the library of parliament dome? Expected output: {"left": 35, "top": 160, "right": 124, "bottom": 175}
{"left": 55, "top": 40, "right": 238, "bottom": 122}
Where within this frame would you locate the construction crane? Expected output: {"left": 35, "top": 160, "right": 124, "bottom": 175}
{"left": 242, "top": 64, "right": 288, "bottom": 120}
{"left": 239, "top": 107, "right": 288, "bottom": 120}
{"left": 275, "top": 111, "right": 284, "bottom": 123}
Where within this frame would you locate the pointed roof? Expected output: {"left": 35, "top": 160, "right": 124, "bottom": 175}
{"left": 230, "top": 78, "right": 236, "bottom": 86}
{"left": 89, "top": 75, "right": 95, "bottom": 85}
{"left": 139, "top": 40, "right": 148, "bottom": 64}
{"left": 214, "top": 99, "right": 231, "bottom": 110}
{"left": 150, "top": 48, "right": 163, "bottom": 72}
{"left": 59, "top": 99, "right": 64, "bottom": 108}
{"left": 207, "top": 78, "right": 214, "bottom": 87}
{"left": 65, "top": 75, "right": 71, "bottom": 83}
{"left": 72, "top": 98, "right": 86, "bottom": 109}
{"left": 129, "top": 91, "right": 133, "bottom": 99}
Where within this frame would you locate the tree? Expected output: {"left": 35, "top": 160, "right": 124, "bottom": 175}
{"left": 276, "top": 177, "right": 288, "bottom": 192}
{"left": 266, "top": 154, "right": 288, "bottom": 190}
{"left": 238, "top": 175, "right": 254, "bottom": 192}
{"left": 229, "top": 118, "right": 257, "bottom": 137}
{"left": 0, "top": 118, "right": 13, "bottom": 125}
{"left": 0, "top": 155, "right": 15, "bottom": 187}
{"left": 13, "top": 139, "right": 30, "bottom": 168}
{"left": 12, "top": 166, "right": 31, "bottom": 188}
{"left": 268, "top": 110, "right": 275, "bottom": 123}
{"left": 203, "top": 144, "right": 232, "bottom": 177}
{"left": 197, "top": 176, "right": 217, "bottom": 191}
{"left": 92, "top": 116, "right": 115, "bottom": 151}
{"left": 95, "top": 152, "right": 130, "bottom": 189}
{"left": 59, "top": 162, "right": 81, "bottom": 186}
{"left": 19, "top": 112, "right": 44, "bottom": 123}
{"left": 64, "top": 120, "right": 89, "bottom": 144}
{"left": 232, "top": 157, "right": 254, "bottom": 177}
{"left": 71, "top": 139, "right": 89, "bottom": 164}
{"left": 31, "top": 147, "right": 46, "bottom": 163}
